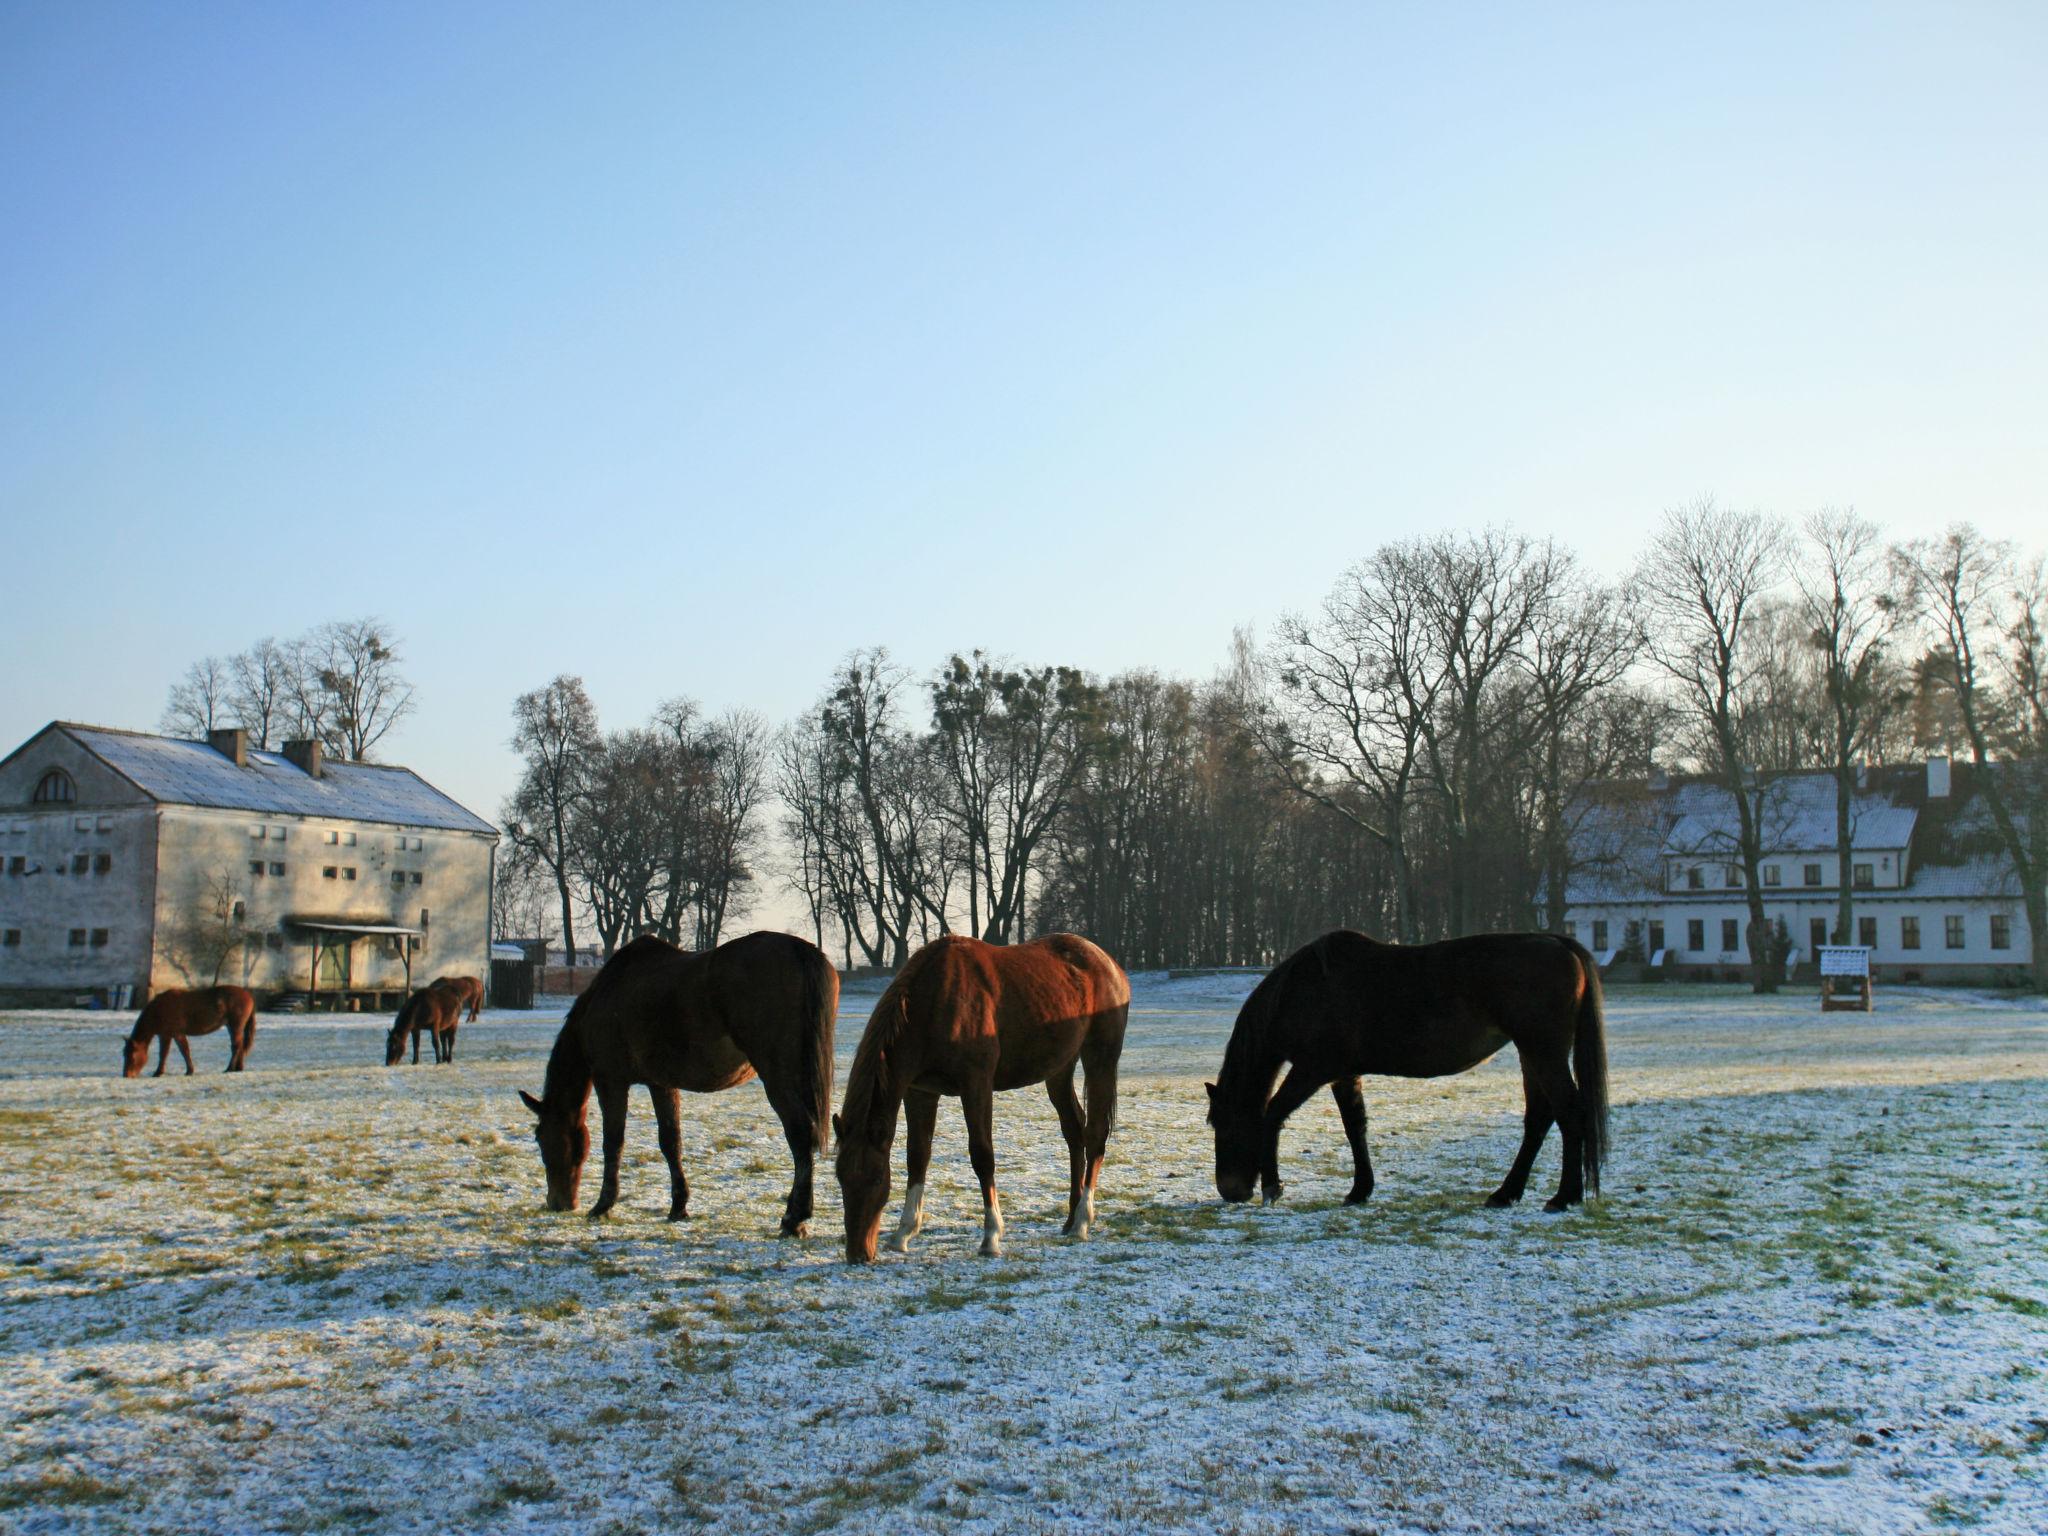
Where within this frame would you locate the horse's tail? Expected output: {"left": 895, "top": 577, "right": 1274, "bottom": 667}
{"left": 1561, "top": 937, "right": 1610, "bottom": 1196}
{"left": 795, "top": 940, "right": 837, "bottom": 1152}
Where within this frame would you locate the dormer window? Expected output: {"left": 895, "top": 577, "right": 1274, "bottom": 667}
{"left": 32, "top": 770, "right": 75, "bottom": 804}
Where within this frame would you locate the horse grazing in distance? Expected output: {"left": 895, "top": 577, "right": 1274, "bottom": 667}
{"left": 518, "top": 931, "right": 838, "bottom": 1236}
{"left": 1206, "top": 931, "right": 1609, "bottom": 1213}
{"left": 387, "top": 985, "right": 462, "bottom": 1065}
{"left": 121, "top": 986, "right": 258, "bottom": 1078}
{"left": 835, "top": 933, "right": 1130, "bottom": 1265}
{"left": 429, "top": 973, "right": 484, "bottom": 1022}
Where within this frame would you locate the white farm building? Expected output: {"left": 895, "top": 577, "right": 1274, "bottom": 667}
{"left": 1561, "top": 759, "right": 2035, "bottom": 985}
{"left": 0, "top": 723, "right": 498, "bottom": 1008}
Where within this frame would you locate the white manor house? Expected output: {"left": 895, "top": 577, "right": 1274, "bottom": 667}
{"left": 1561, "top": 758, "right": 2036, "bottom": 985}
{"left": 0, "top": 722, "right": 498, "bottom": 1008}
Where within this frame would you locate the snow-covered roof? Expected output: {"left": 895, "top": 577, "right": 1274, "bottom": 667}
{"left": 1661, "top": 777, "right": 1917, "bottom": 855}
{"left": 51, "top": 724, "right": 497, "bottom": 835}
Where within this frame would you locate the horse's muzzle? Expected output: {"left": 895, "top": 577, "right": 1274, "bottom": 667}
{"left": 1216, "top": 1173, "right": 1255, "bottom": 1204}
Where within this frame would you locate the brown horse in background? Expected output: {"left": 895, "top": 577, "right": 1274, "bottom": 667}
{"left": 519, "top": 931, "right": 838, "bottom": 1236}
{"left": 834, "top": 933, "right": 1130, "bottom": 1264}
{"left": 430, "top": 973, "right": 484, "bottom": 1022}
{"left": 386, "top": 985, "right": 461, "bottom": 1065}
{"left": 121, "top": 986, "right": 257, "bottom": 1077}
{"left": 1206, "top": 930, "right": 1610, "bottom": 1213}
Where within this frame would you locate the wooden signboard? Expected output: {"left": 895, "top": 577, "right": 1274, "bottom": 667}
{"left": 1818, "top": 945, "right": 1874, "bottom": 1012}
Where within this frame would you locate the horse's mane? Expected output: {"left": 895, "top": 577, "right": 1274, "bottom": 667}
{"left": 1215, "top": 931, "right": 1365, "bottom": 1112}
{"left": 840, "top": 942, "right": 946, "bottom": 1148}
{"left": 542, "top": 936, "right": 684, "bottom": 1107}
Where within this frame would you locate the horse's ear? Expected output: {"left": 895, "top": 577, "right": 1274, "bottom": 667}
{"left": 1204, "top": 1081, "right": 1216, "bottom": 1102}
{"left": 519, "top": 1090, "right": 544, "bottom": 1116}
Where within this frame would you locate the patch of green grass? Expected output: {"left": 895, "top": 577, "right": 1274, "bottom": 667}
{"left": 521, "top": 1295, "right": 581, "bottom": 1321}
{"left": 0, "top": 1470, "right": 131, "bottom": 1511}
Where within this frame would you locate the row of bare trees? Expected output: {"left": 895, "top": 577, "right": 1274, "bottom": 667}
{"left": 502, "top": 677, "right": 768, "bottom": 964}
{"left": 494, "top": 512, "right": 2044, "bottom": 990}
{"left": 161, "top": 618, "right": 416, "bottom": 762}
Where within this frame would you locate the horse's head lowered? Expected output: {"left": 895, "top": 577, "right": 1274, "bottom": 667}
{"left": 832, "top": 1109, "right": 891, "bottom": 1264}
{"left": 1205, "top": 1081, "right": 1261, "bottom": 1203}
{"left": 519, "top": 1089, "right": 589, "bottom": 1212}
{"left": 119, "top": 1034, "right": 147, "bottom": 1078}
{"left": 383, "top": 1017, "right": 409, "bottom": 1067}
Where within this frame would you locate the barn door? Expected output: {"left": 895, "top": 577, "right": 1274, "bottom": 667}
{"left": 318, "top": 937, "right": 352, "bottom": 990}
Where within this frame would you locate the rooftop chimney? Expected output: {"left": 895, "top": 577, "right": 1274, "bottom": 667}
{"left": 283, "top": 738, "right": 325, "bottom": 780}
{"left": 208, "top": 727, "right": 248, "bottom": 768}
{"left": 1926, "top": 756, "right": 1951, "bottom": 800}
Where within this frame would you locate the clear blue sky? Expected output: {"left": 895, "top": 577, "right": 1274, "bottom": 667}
{"left": 5, "top": 2, "right": 2046, "bottom": 849}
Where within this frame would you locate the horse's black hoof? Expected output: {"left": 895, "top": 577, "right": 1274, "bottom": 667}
{"left": 1542, "top": 1196, "right": 1578, "bottom": 1213}
{"left": 668, "top": 1208, "right": 690, "bottom": 1223}
{"left": 587, "top": 1202, "right": 616, "bottom": 1221}
{"left": 1344, "top": 1186, "right": 1374, "bottom": 1206}
{"left": 1485, "top": 1190, "right": 1520, "bottom": 1208}
{"left": 779, "top": 1220, "right": 810, "bottom": 1240}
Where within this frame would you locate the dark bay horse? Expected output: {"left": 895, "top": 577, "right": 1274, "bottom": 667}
{"left": 121, "top": 986, "right": 257, "bottom": 1077}
{"left": 1206, "top": 930, "right": 1609, "bottom": 1213}
{"left": 834, "top": 933, "right": 1130, "bottom": 1264}
{"left": 518, "top": 931, "right": 838, "bottom": 1236}
{"left": 386, "top": 985, "right": 461, "bottom": 1065}
{"left": 430, "top": 973, "right": 483, "bottom": 1022}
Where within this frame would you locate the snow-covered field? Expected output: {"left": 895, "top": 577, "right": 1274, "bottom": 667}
{"left": 3, "top": 977, "right": 2045, "bottom": 1534}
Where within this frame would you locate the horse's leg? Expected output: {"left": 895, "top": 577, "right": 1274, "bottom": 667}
{"left": 1330, "top": 1076, "right": 1374, "bottom": 1204}
{"left": 961, "top": 1078, "right": 1003, "bottom": 1257}
{"left": 411, "top": 1025, "right": 422, "bottom": 1066}
{"left": 1486, "top": 1058, "right": 1555, "bottom": 1208}
{"left": 1525, "top": 1052, "right": 1587, "bottom": 1212}
{"left": 232, "top": 1017, "right": 254, "bottom": 1071}
{"left": 1259, "top": 1065, "right": 1325, "bottom": 1205}
{"left": 176, "top": 1036, "right": 195, "bottom": 1076}
{"left": 650, "top": 1085, "right": 689, "bottom": 1221}
{"left": 1045, "top": 1068, "right": 1088, "bottom": 1237}
{"left": 1075, "top": 1037, "right": 1122, "bottom": 1238}
{"left": 758, "top": 1071, "right": 820, "bottom": 1240}
{"left": 887, "top": 1089, "right": 939, "bottom": 1253}
{"left": 154, "top": 1034, "right": 170, "bottom": 1077}
{"left": 586, "top": 1079, "right": 630, "bottom": 1219}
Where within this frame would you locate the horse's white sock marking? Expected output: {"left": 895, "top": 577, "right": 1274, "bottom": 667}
{"left": 979, "top": 1190, "right": 1004, "bottom": 1257}
{"left": 886, "top": 1182, "right": 925, "bottom": 1253}
{"left": 1066, "top": 1186, "right": 1095, "bottom": 1240}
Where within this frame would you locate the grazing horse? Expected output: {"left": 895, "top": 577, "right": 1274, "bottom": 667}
{"left": 121, "top": 986, "right": 257, "bottom": 1078}
{"left": 1206, "top": 930, "right": 1609, "bottom": 1213}
{"left": 386, "top": 985, "right": 461, "bottom": 1065}
{"left": 834, "top": 933, "right": 1130, "bottom": 1264}
{"left": 430, "top": 973, "right": 484, "bottom": 1022}
{"left": 518, "top": 931, "right": 838, "bottom": 1236}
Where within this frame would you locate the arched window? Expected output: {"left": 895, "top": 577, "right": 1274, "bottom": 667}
{"left": 32, "top": 769, "right": 75, "bottom": 804}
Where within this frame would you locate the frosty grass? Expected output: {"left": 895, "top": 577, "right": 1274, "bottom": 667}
{"left": 2, "top": 976, "right": 2044, "bottom": 1534}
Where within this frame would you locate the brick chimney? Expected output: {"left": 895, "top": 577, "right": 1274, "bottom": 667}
{"left": 283, "top": 738, "right": 325, "bottom": 779}
{"left": 208, "top": 727, "right": 248, "bottom": 768}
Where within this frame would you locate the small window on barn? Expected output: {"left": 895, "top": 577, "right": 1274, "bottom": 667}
{"left": 343, "top": 832, "right": 356, "bottom": 847}
{"left": 68, "top": 928, "right": 86, "bottom": 947}
{"left": 89, "top": 928, "right": 108, "bottom": 948}
{"left": 1686, "top": 918, "right": 1704, "bottom": 952}
{"left": 1803, "top": 863, "right": 1822, "bottom": 886}
{"left": 71, "top": 854, "right": 89, "bottom": 874}
{"left": 1944, "top": 915, "right": 1965, "bottom": 950}
{"left": 1859, "top": 916, "right": 1877, "bottom": 948}
{"left": 232, "top": 902, "right": 245, "bottom": 921}
{"left": 420, "top": 908, "right": 430, "bottom": 928}
{"left": 1721, "top": 918, "right": 1739, "bottom": 952}
{"left": 1853, "top": 863, "right": 1874, "bottom": 888}
{"left": 251, "top": 825, "right": 267, "bottom": 839}
{"left": 392, "top": 871, "right": 406, "bottom": 887}
{"left": 324, "top": 831, "right": 339, "bottom": 845}
{"left": 323, "top": 866, "right": 338, "bottom": 880}
{"left": 7, "top": 856, "right": 23, "bottom": 875}
{"left": 74, "top": 816, "right": 91, "bottom": 833}
{"left": 343, "top": 867, "right": 356, "bottom": 881}
{"left": 1686, "top": 867, "right": 1703, "bottom": 890}
{"left": 1591, "top": 919, "right": 1609, "bottom": 950}
{"left": 95, "top": 816, "right": 111, "bottom": 832}
{"left": 93, "top": 854, "right": 110, "bottom": 875}
{"left": 33, "top": 771, "right": 75, "bottom": 804}
{"left": 410, "top": 872, "right": 422, "bottom": 886}
{"left": 270, "top": 826, "right": 288, "bottom": 841}
{"left": 1991, "top": 915, "right": 2011, "bottom": 950}
{"left": 1763, "top": 865, "right": 1781, "bottom": 886}
{"left": 1901, "top": 915, "right": 1920, "bottom": 950}
{"left": 269, "top": 861, "right": 285, "bottom": 876}
{"left": 1, "top": 929, "right": 18, "bottom": 946}
{"left": 250, "top": 861, "right": 265, "bottom": 877}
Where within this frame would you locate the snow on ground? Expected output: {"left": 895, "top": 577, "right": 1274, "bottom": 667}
{"left": 2, "top": 979, "right": 2045, "bottom": 1534}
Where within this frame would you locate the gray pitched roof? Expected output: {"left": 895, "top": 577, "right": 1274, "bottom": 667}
{"left": 60, "top": 725, "right": 497, "bottom": 835}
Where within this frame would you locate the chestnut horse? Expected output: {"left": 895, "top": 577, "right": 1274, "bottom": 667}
{"left": 518, "top": 931, "right": 838, "bottom": 1236}
{"left": 121, "top": 986, "right": 257, "bottom": 1077}
{"left": 1206, "top": 930, "right": 1609, "bottom": 1213}
{"left": 430, "top": 973, "right": 484, "bottom": 1022}
{"left": 386, "top": 985, "right": 461, "bottom": 1065}
{"left": 834, "top": 933, "right": 1130, "bottom": 1264}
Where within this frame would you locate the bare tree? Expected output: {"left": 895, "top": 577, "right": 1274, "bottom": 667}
{"left": 1633, "top": 498, "right": 1791, "bottom": 992}
{"left": 302, "top": 618, "right": 415, "bottom": 760}
{"left": 161, "top": 657, "right": 231, "bottom": 739}
{"left": 505, "top": 676, "right": 600, "bottom": 968}
{"left": 164, "top": 867, "right": 246, "bottom": 985}
{"left": 1796, "top": 509, "right": 1903, "bottom": 947}
{"left": 228, "top": 639, "right": 292, "bottom": 749}
{"left": 1899, "top": 526, "right": 2048, "bottom": 991}
{"left": 492, "top": 843, "right": 558, "bottom": 949}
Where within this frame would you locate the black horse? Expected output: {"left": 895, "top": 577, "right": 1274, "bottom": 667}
{"left": 1206, "top": 930, "right": 1609, "bottom": 1212}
